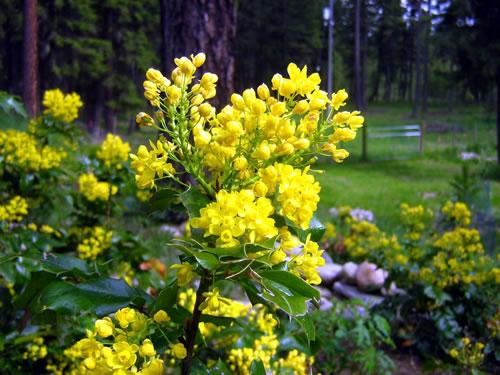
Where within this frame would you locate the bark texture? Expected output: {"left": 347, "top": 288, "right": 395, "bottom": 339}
{"left": 23, "top": 0, "right": 39, "bottom": 117}
{"left": 161, "top": 0, "right": 236, "bottom": 105}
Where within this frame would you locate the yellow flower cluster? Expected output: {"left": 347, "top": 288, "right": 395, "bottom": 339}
{"left": 42, "top": 89, "right": 83, "bottom": 123}
{"left": 342, "top": 220, "right": 405, "bottom": 266}
{"left": 419, "top": 228, "right": 487, "bottom": 288}
{"left": 228, "top": 305, "right": 314, "bottom": 375}
{"left": 64, "top": 307, "right": 164, "bottom": 375}
{"left": 448, "top": 337, "right": 485, "bottom": 369}
{"left": 258, "top": 163, "right": 320, "bottom": 229}
{"left": 76, "top": 226, "right": 113, "bottom": 260}
{"left": 131, "top": 54, "right": 360, "bottom": 191}
{"left": 129, "top": 140, "right": 176, "bottom": 189}
{"left": 0, "top": 196, "right": 28, "bottom": 222}
{"left": 78, "top": 173, "right": 118, "bottom": 201}
{"left": 0, "top": 129, "right": 66, "bottom": 171}
{"left": 27, "top": 223, "right": 61, "bottom": 237}
{"left": 400, "top": 203, "right": 433, "bottom": 241}
{"left": 191, "top": 189, "right": 278, "bottom": 247}
{"left": 23, "top": 337, "right": 48, "bottom": 361}
{"left": 96, "top": 133, "right": 131, "bottom": 169}
{"left": 442, "top": 200, "right": 471, "bottom": 227}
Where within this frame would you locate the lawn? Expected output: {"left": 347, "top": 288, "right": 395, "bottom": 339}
{"left": 316, "top": 101, "right": 499, "bottom": 247}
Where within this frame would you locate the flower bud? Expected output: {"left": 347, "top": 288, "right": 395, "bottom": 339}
{"left": 192, "top": 52, "right": 206, "bottom": 68}
{"left": 257, "top": 83, "right": 270, "bottom": 100}
{"left": 293, "top": 100, "right": 309, "bottom": 115}
{"left": 198, "top": 103, "right": 213, "bottom": 118}
{"left": 146, "top": 68, "right": 164, "bottom": 83}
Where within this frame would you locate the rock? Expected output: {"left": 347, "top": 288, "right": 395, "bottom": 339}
{"left": 355, "top": 261, "right": 388, "bottom": 291}
{"left": 332, "top": 281, "right": 385, "bottom": 308}
{"left": 322, "top": 251, "right": 334, "bottom": 264}
{"left": 341, "top": 262, "right": 359, "bottom": 284}
{"left": 319, "top": 297, "right": 333, "bottom": 311}
{"left": 318, "top": 263, "right": 343, "bottom": 286}
{"left": 381, "top": 281, "right": 406, "bottom": 296}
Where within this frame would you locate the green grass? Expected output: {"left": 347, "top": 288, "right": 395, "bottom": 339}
{"left": 316, "top": 101, "right": 499, "bottom": 246}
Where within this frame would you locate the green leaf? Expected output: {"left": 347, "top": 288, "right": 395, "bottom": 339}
{"left": 176, "top": 245, "right": 219, "bottom": 271}
{"left": 250, "top": 359, "right": 266, "bottom": 375}
{"left": 295, "top": 217, "right": 325, "bottom": 242}
{"left": 148, "top": 188, "right": 180, "bottom": 213}
{"left": 295, "top": 314, "right": 316, "bottom": 342}
{"left": 261, "top": 280, "right": 308, "bottom": 316}
{"left": 14, "top": 272, "right": 57, "bottom": 309}
{"left": 152, "top": 285, "right": 178, "bottom": 312}
{"left": 40, "top": 278, "right": 149, "bottom": 315}
{"left": 41, "top": 253, "right": 94, "bottom": 277}
{"left": 179, "top": 187, "right": 210, "bottom": 218}
{"left": 259, "top": 270, "right": 320, "bottom": 299}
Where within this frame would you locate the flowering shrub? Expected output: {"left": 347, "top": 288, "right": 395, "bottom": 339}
{"left": 322, "top": 200, "right": 499, "bottom": 370}
{"left": 0, "top": 54, "right": 363, "bottom": 374}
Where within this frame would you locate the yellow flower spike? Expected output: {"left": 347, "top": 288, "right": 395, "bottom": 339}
{"left": 170, "top": 343, "right": 187, "bottom": 359}
{"left": 153, "top": 310, "right": 171, "bottom": 323}
{"left": 192, "top": 52, "right": 206, "bottom": 68}
{"left": 257, "top": 83, "right": 270, "bottom": 100}
{"left": 42, "top": 89, "right": 83, "bottom": 122}
{"left": 171, "top": 263, "right": 194, "bottom": 287}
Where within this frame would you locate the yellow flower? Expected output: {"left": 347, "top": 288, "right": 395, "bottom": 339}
{"left": 42, "top": 89, "right": 83, "bottom": 122}
{"left": 76, "top": 226, "right": 113, "bottom": 260}
{"left": 0, "top": 196, "right": 29, "bottom": 222}
{"left": 153, "top": 309, "right": 171, "bottom": 323}
{"left": 171, "top": 263, "right": 193, "bottom": 287}
{"left": 95, "top": 317, "right": 114, "bottom": 338}
{"left": 114, "top": 307, "right": 138, "bottom": 329}
{"left": 78, "top": 173, "right": 118, "bottom": 201}
{"left": 130, "top": 141, "right": 176, "bottom": 189}
{"left": 170, "top": 343, "right": 187, "bottom": 359}
{"left": 331, "top": 89, "right": 348, "bottom": 110}
{"left": 141, "top": 358, "right": 165, "bottom": 375}
{"left": 97, "top": 133, "right": 131, "bottom": 169}
{"left": 139, "top": 339, "right": 156, "bottom": 357}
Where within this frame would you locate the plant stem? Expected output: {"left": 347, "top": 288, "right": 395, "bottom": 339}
{"left": 180, "top": 274, "right": 210, "bottom": 375}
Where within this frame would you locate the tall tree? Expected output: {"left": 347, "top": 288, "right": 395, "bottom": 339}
{"left": 411, "top": 0, "right": 423, "bottom": 118}
{"left": 355, "top": 0, "right": 367, "bottom": 159}
{"left": 23, "top": 0, "right": 38, "bottom": 117}
{"left": 163, "top": 0, "right": 236, "bottom": 105}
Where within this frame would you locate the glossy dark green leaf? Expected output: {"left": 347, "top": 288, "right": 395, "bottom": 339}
{"left": 199, "top": 314, "right": 235, "bottom": 327}
{"left": 148, "top": 188, "right": 180, "bottom": 213}
{"left": 261, "top": 280, "right": 308, "bottom": 316}
{"left": 179, "top": 187, "right": 210, "bottom": 218}
{"left": 14, "top": 271, "right": 57, "bottom": 309}
{"left": 259, "top": 270, "right": 320, "bottom": 299}
{"left": 41, "top": 253, "right": 94, "bottom": 277}
{"left": 152, "top": 285, "right": 178, "bottom": 312}
{"left": 40, "top": 278, "right": 149, "bottom": 315}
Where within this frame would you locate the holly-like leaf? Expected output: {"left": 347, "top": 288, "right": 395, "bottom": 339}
{"left": 179, "top": 187, "right": 210, "bottom": 219}
{"left": 260, "top": 280, "right": 308, "bottom": 316}
{"left": 259, "top": 270, "right": 320, "bottom": 300}
{"left": 39, "top": 278, "right": 149, "bottom": 316}
{"left": 41, "top": 253, "right": 94, "bottom": 277}
{"left": 295, "top": 314, "right": 316, "bottom": 342}
{"left": 250, "top": 359, "right": 266, "bottom": 375}
{"left": 148, "top": 188, "right": 180, "bottom": 213}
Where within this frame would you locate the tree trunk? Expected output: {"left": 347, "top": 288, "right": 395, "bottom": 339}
{"left": 421, "top": 0, "right": 430, "bottom": 114}
{"left": 411, "top": 0, "right": 422, "bottom": 118}
{"left": 355, "top": 0, "right": 366, "bottom": 160}
{"left": 160, "top": 0, "right": 170, "bottom": 73}
{"left": 23, "top": 0, "right": 39, "bottom": 117}
{"left": 164, "top": 0, "right": 236, "bottom": 106}
{"left": 497, "top": 73, "right": 500, "bottom": 164}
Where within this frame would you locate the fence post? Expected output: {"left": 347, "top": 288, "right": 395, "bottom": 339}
{"left": 419, "top": 121, "right": 426, "bottom": 154}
